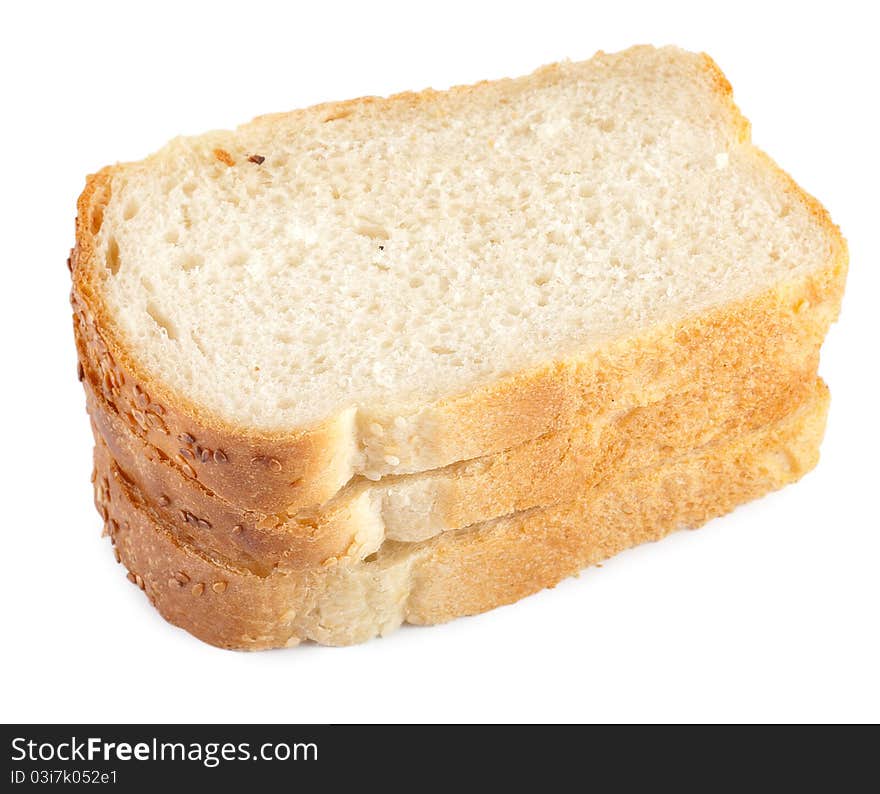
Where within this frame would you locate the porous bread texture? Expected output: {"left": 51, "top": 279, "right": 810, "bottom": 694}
{"left": 72, "top": 45, "right": 848, "bottom": 511}
{"left": 93, "top": 379, "right": 828, "bottom": 649}
{"left": 86, "top": 48, "right": 822, "bottom": 427}
{"left": 86, "top": 346, "right": 819, "bottom": 575}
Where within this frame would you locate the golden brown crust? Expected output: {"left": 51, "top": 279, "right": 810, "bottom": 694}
{"left": 85, "top": 342, "right": 821, "bottom": 573}
{"left": 70, "top": 48, "right": 848, "bottom": 517}
{"left": 85, "top": 382, "right": 354, "bottom": 575}
{"left": 386, "top": 361, "right": 820, "bottom": 541}
{"left": 93, "top": 380, "right": 828, "bottom": 649}
{"left": 406, "top": 381, "right": 828, "bottom": 627}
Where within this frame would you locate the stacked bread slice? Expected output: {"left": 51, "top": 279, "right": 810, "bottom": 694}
{"left": 71, "top": 47, "right": 847, "bottom": 649}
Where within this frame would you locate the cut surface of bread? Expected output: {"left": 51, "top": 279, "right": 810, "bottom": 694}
{"left": 88, "top": 355, "right": 818, "bottom": 575}
{"left": 93, "top": 379, "right": 828, "bottom": 649}
{"left": 72, "top": 45, "right": 847, "bottom": 515}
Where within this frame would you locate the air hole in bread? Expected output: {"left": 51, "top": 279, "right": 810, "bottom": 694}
{"left": 179, "top": 253, "right": 204, "bottom": 271}
{"left": 106, "top": 236, "right": 120, "bottom": 275}
{"left": 146, "top": 302, "right": 178, "bottom": 340}
{"left": 190, "top": 331, "right": 209, "bottom": 359}
{"left": 90, "top": 203, "right": 105, "bottom": 236}
{"left": 123, "top": 200, "right": 140, "bottom": 221}
{"left": 355, "top": 222, "right": 390, "bottom": 240}
{"left": 227, "top": 252, "right": 247, "bottom": 269}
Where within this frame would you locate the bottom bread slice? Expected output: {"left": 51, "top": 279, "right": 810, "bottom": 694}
{"left": 93, "top": 379, "right": 829, "bottom": 649}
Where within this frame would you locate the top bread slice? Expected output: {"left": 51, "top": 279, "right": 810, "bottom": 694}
{"left": 70, "top": 45, "right": 847, "bottom": 515}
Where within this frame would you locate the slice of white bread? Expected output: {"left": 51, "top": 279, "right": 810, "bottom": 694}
{"left": 72, "top": 46, "right": 847, "bottom": 515}
{"left": 87, "top": 353, "right": 818, "bottom": 575}
{"left": 93, "top": 378, "right": 828, "bottom": 649}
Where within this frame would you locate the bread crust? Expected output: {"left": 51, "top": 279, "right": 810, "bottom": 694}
{"left": 70, "top": 48, "right": 848, "bottom": 516}
{"left": 85, "top": 347, "right": 821, "bottom": 574}
{"left": 92, "top": 379, "right": 828, "bottom": 649}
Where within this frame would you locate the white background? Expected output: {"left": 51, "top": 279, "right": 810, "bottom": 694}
{"left": 2, "top": 0, "right": 878, "bottom": 724}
